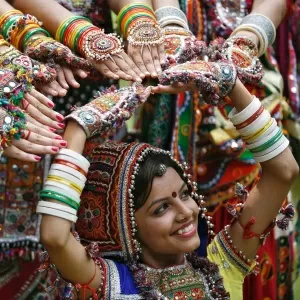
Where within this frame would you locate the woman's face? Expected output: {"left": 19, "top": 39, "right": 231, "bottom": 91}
{"left": 135, "top": 167, "right": 200, "bottom": 267}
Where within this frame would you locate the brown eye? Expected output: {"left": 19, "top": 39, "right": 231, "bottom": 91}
{"left": 154, "top": 203, "right": 169, "bottom": 215}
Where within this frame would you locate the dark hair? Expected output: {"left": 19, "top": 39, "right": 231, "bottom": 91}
{"left": 132, "top": 152, "right": 188, "bottom": 210}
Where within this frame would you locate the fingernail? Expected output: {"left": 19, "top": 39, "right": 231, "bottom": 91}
{"left": 55, "top": 136, "right": 63, "bottom": 140}
{"left": 56, "top": 115, "right": 64, "bottom": 122}
{"left": 60, "top": 141, "right": 67, "bottom": 147}
{"left": 34, "top": 156, "right": 41, "bottom": 161}
{"left": 152, "top": 73, "right": 158, "bottom": 77}
{"left": 136, "top": 78, "right": 142, "bottom": 83}
{"left": 52, "top": 91, "right": 58, "bottom": 95}
{"left": 51, "top": 147, "right": 59, "bottom": 152}
{"left": 58, "top": 123, "right": 65, "bottom": 129}
{"left": 49, "top": 127, "right": 56, "bottom": 132}
{"left": 126, "top": 76, "right": 132, "bottom": 80}
{"left": 48, "top": 101, "right": 54, "bottom": 108}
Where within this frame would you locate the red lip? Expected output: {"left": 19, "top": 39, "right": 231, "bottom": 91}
{"left": 171, "top": 220, "right": 193, "bottom": 235}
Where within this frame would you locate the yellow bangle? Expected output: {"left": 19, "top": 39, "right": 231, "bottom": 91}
{"left": 47, "top": 175, "right": 83, "bottom": 194}
{"left": 243, "top": 118, "right": 273, "bottom": 142}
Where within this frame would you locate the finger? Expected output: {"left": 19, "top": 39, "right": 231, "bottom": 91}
{"left": 22, "top": 129, "right": 67, "bottom": 148}
{"left": 121, "top": 53, "right": 144, "bottom": 81}
{"left": 26, "top": 114, "right": 55, "bottom": 132}
{"left": 151, "top": 46, "right": 162, "bottom": 75}
{"left": 62, "top": 67, "right": 80, "bottom": 88}
{"left": 57, "top": 68, "right": 69, "bottom": 89}
{"left": 3, "top": 144, "right": 41, "bottom": 162}
{"left": 151, "top": 83, "right": 192, "bottom": 94}
{"left": 12, "top": 138, "right": 60, "bottom": 155}
{"left": 94, "top": 62, "right": 119, "bottom": 80}
{"left": 103, "top": 60, "right": 132, "bottom": 81}
{"left": 26, "top": 122, "right": 65, "bottom": 140}
{"left": 23, "top": 95, "right": 64, "bottom": 122}
{"left": 73, "top": 68, "right": 88, "bottom": 79}
{"left": 36, "top": 83, "right": 58, "bottom": 97}
{"left": 48, "top": 80, "right": 68, "bottom": 97}
{"left": 112, "top": 52, "right": 142, "bottom": 82}
{"left": 27, "top": 89, "right": 55, "bottom": 108}
{"left": 142, "top": 47, "right": 157, "bottom": 78}
{"left": 128, "top": 47, "right": 150, "bottom": 77}
{"left": 158, "top": 43, "right": 166, "bottom": 65}
{"left": 25, "top": 103, "right": 65, "bottom": 129}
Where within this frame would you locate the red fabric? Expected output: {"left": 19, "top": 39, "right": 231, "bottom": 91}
{"left": 0, "top": 261, "right": 40, "bottom": 299}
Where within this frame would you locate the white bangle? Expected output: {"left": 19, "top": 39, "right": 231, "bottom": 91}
{"left": 246, "top": 118, "right": 277, "bottom": 144}
{"left": 254, "top": 137, "right": 289, "bottom": 163}
{"left": 159, "top": 17, "right": 189, "bottom": 30}
{"left": 238, "top": 110, "right": 271, "bottom": 136}
{"left": 247, "top": 126, "right": 281, "bottom": 150}
{"left": 38, "top": 200, "right": 77, "bottom": 215}
{"left": 58, "top": 149, "right": 90, "bottom": 170}
{"left": 48, "top": 169, "right": 85, "bottom": 190}
{"left": 252, "top": 135, "right": 286, "bottom": 157}
{"left": 51, "top": 163, "right": 87, "bottom": 182}
{"left": 55, "top": 153, "right": 89, "bottom": 174}
{"left": 228, "top": 96, "right": 261, "bottom": 125}
{"left": 44, "top": 181, "right": 81, "bottom": 200}
{"left": 155, "top": 6, "right": 188, "bottom": 23}
{"left": 37, "top": 205, "right": 78, "bottom": 223}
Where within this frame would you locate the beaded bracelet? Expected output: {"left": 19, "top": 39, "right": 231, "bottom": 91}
{"left": 117, "top": 3, "right": 163, "bottom": 54}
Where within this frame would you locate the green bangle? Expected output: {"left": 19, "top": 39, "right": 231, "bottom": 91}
{"left": 251, "top": 129, "right": 283, "bottom": 153}
{"left": 57, "top": 16, "right": 90, "bottom": 43}
{"left": 2, "top": 15, "right": 22, "bottom": 39}
{"left": 22, "top": 28, "right": 50, "bottom": 51}
{"left": 40, "top": 190, "right": 79, "bottom": 210}
{"left": 123, "top": 13, "right": 155, "bottom": 36}
{"left": 117, "top": 3, "right": 154, "bottom": 27}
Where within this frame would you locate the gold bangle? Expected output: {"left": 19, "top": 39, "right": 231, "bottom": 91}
{"left": 47, "top": 175, "right": 82, "bottom": 194}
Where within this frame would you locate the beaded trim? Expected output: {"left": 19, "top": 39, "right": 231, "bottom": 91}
{"left": 217, "top": 225, "right": 258, "bottom": 276}
{"left": 127, "top": 21, "right": 164, "bottom": 54}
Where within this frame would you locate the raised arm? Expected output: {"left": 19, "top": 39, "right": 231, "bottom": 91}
{"left": 12, "top": 0, "right": 143, "bottom": 82}
{"left": 227, "top": 79, "right": 299, "bottom": 258}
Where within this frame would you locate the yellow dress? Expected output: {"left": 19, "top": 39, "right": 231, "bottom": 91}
{"left": 207, "top": 227, "right": 257, "bottom": 299}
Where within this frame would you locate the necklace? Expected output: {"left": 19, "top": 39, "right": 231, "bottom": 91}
{"left": 139, "top": 258, "right": 216, "bottom": 299}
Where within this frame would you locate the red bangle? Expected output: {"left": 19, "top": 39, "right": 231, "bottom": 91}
{"left": 54, "top": 158, "right": 87, "bottom": 176}
{"left": 235, "top": 105, "right": 264, "bottom": 130}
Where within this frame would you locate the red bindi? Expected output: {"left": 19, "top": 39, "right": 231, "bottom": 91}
{"left": 172, "top": 192, "right": 177, "bottom": 198}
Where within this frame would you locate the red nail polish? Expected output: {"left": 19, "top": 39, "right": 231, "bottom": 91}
{"left": 57, "top": 123, "right": 65, "bottom": 129}
{"left": 56, "top": 115, "right": 64, "bottom": 122}
{"left": 49, "top": 127, "right": 56, "bottom": 132}
{"left": 51, "top": 147, "right": 59, "bottom": 152}
{"left": 34, "top": 156, "right": 41, "bottom": 161}
{"left": 55, "top": 136, "right": 63, "bottom": 140}
{"left": 60, "top": 141, "right": 67, "bottom": 147}
{"left": 48, "top": 101, "right": 54, "bottom": 108}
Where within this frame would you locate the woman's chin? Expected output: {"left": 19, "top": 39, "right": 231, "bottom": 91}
{"left": 179, "top": 235, "right": 201, "bottom": 253}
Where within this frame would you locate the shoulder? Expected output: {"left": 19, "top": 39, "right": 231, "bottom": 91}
{"left": 101, "top": 259, "right": 142, "bottom": 299}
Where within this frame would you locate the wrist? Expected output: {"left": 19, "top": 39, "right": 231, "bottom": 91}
{"left": 229, "top": 78, "right": 254, "bottom": 111}
{"left": 233, "top": 30, "right": 259, "bottom": 48}
{"left": 63, "top": 120, "right": 86, "bottom": 154}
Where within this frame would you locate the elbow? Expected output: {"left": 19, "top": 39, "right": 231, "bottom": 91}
{"left": 40, "top": 218, "right": 70, "bottom": 249}
{"left": 274, "top": 160, "right": 299, "bottom": 184}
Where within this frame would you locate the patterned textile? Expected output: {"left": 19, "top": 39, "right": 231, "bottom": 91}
{"left": 77, "top": 141, "right": 164, "bottom": 260}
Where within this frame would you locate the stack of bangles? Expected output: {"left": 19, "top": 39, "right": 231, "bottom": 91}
{"left": 55, "top": 15, "right": 123, "bottom": 62}
{"left": 155, "top": 6, "right": 189, "bottom": 30}
{"left": 231, "top": 13, "right": 276, "bottom": 57}
{"left": 229, "top": 96, "right": 289, "bottom": 163}
{"left": 117, "top": 2, "right": 163, "bottom": 52}
{"left": 37, "top": 149, "right": 90, "bottom": 222}
{"left": 0, "top": 10, "right": 50, "bottom": 51}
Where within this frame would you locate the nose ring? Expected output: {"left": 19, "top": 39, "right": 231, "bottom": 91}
{"left": 179, "top": 214, "right": 185, "bottom": 220}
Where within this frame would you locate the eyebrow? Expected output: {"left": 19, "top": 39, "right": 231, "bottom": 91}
{"left": 146, "top": 182, "right": 187, "bottom": 212}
